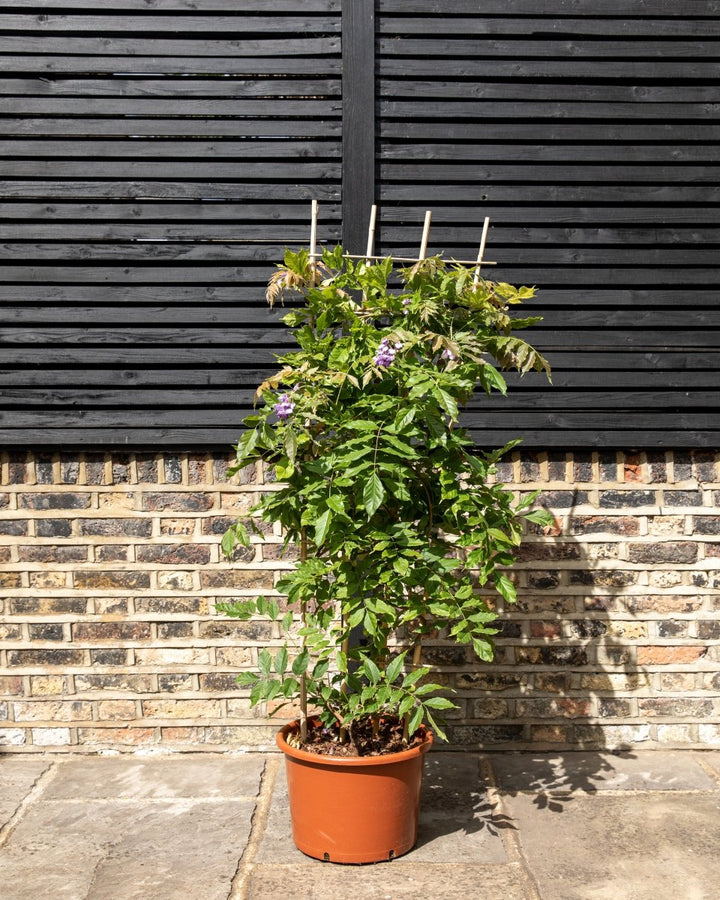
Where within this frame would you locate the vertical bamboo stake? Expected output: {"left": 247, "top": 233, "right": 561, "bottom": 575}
{"left": 299, "top": 528, "right": 308, "bottom": 743}
{"left": 419, "top": 210, "right": 432, "bottom": 260}
{"left": 309, "top": 199, "right": 319, "bottom": 287}
{"left": 473, "top": 216, "right": 491, "bottom": 287}
{"left": 365, "top": 204, "right": 377, "bottom": 262}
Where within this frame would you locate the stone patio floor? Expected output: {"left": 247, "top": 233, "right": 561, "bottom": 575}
{"left": 1, "top": 749, "right": 719, "bottom": 899}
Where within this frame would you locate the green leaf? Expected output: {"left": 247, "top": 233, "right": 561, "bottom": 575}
{"left": 258, "top": 649, "right": 272, "bottom": 678}
{"left": 386, "top": 652, "right": 406, "bottom": 683}
{"left": 314, "top": 508, "right": 333, "bottom": 546}
{"left": 408, "top": 705, "right": 424, "bottom": 735}
{"left": 291, "top": 648, "right": 310, "bottom": 676}
{"left": 326, "top": 495, "right": 346, "bottom": 515}
{"left": 434, "top": 387, "right": 459, "bottom": 419}
{"left": 363, "top": 472, "right": 385, "bottom": 518}
{"left": 363, "top": 658, "right": 381, "bottom": 684}
{"left": 494, "top": 574, "right": 517, "bottom": 604}
{"left": 423, "top": 696, "right": 456, "bottom": 710}
{"left": 274, "top": 646, "right": 288, "bottom": 676}
{"left": 284, "top": 428, "right": 297, "bottom": 465}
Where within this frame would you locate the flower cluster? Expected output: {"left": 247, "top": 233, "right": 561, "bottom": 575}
{"left": 441, "top": 348, "right": 456, "bottom": 361}
{"left": 374, "top": 338, "right": 402, "bottom": 368}
{"left": 274, "top": 393, "right": 296, "bottom": 421}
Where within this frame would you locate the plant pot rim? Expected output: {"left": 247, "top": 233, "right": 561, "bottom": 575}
{"left": 277, "top": 718, "right": 434, "bottom": 768}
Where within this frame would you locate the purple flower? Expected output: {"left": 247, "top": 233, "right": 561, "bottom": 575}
{"left": 374, "top": 338, "right": 399, "bottom": 368}
{"left": 275, "top": 394, "right": 295, "bottom": 421}
{"left": 441, "top": 348, "right": 456, "bottom": 361}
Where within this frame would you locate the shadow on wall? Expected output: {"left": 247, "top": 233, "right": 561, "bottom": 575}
{"left": 436, "top": 448, "right": 708, "bottom": 765}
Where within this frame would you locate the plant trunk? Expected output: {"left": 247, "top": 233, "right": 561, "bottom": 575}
{"left": 403, "top": 636, "right": 424, "bottom": 742}
{"left": 299, "top": 528, "right": 309, "bottom": 742}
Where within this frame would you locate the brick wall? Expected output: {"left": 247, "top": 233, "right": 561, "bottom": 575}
{"left": 1, "top": 449, "right": 718, "bottom": 753}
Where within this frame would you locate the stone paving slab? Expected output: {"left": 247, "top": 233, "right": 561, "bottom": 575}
{"left": 490, "top": 750, "right": 719, "bottom": 794}
{"left": 501, "top": 791, "right": 720, "bottom": 900}
{"left": 247, "top": 862, "right": 530, "bottom": 900}
{"left": 697, "top": 751, "right": 720, "bottom": 781}
{"left": 42, "top": 754, "right": 265, "bottom": 801}
{"left": 256, "top": 752, "right": 509, "bottom": 865}
{"left": 0, "top": 758, "right": 52, "bottom": 829}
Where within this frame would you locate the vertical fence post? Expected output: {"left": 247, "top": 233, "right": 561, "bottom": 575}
{"left": 342, "top": 0, "right": 376, "bottom": 254}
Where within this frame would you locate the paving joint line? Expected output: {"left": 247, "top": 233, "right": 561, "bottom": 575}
{"left": 228, "top": 754, "right": 281, "bottom": 900}
{"left": 693, "top": 752, "right": 720, "bottom": 786}
{"left": 0, "top": 759, "right": 61, "bottom": 850}
{"left": 482, "top": 756, "right": 543, "bottom": 900}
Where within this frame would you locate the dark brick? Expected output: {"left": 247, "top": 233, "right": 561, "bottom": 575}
{"left": 158, "top": 674, "right": 195, "bottom": 693}
{"left": 0, "top": 546, "right": 10, "bottom": 563}
{"left": 96, "top": 545, "right": 130, "bottom": 562}
{"left": 598, "top": 451, "right": 618, "bottom": 481}
{"left": 494, "top": 458, "right": 515, "bottom": 483}
{"left": 35, "top": 518, "right": 72, "bottom": 537}
{"left": 73, "top": 622, "right": 151, "bottom": 642}
{"left": 515, "top": 646, "right": 588, "bottom": 666}
{"left": 200, "top": 570, "right": 273, "bottom": 590}
{"left": 546, "top": 451, "right": 568, "bottom": 481}
{"left": 79, "top": 518, "right": 152, "bottom": 537}
{"left": 692, "top": 516, "right": 720, "bottom": 535}
{"left": 200, "top": 673, "right": 240, "bottom": 692}
{"left": 692, "top": 450, "right": 717, "bottom": 483}
{"left": 198, "top": 620, "right": 273, "bottom": 641}
{"left": 520, "top": 455, "right": 541, "bottom": 483}
{"left": 570, "top": 515, "right": 639, "bottom": 536}
{"left": 664, "top": 490, "right": 703, "bottom": 507}
{"left": 569, "top": 570, "right": 637, "bottom": 587}
{"left": 157, "top": 622, "right": 194, "bottom": 639}
{"left": 698, "top": 620, "right": 720, "bottom": 640}
{"left": 164, "top": 456, "right": 183, "bottom": 484}
{"left": 0, "top": 492, "right": 8, "bottom": 508}
{"left": 532, "top": 673, "right": 571, "bottom": 693}
{"left": 8, "top": 649, "right": 84, "bottom": 667}
{"left": 6, "top": 452, "right": 30, "bottom": 483}
{"left": 35, "top": 456, "right": 55, "bottom": 484}
{"left": 261, "top": 543, "right": 299, "bottom": 562}
{"left": 18, "top": 545, "right": 88, "bottom": 563}
{"left": 455, "top": 672, "right": 523, "bottom": 691}
{"left": 75, "top": 673, "right": 153, "bottom": 692}
{"left": 517, "top": 698, "right": 591, "bottom": 718}
{"left": 657, "top": 619, "right": 689, "bottom": 638}
{"left": 84, "top": 454, "right": 108, "bottom": 485}
{"left": 627, "top": 542, "right": 698, "bottom": 564}
{"left": 517, "top": 543, "right": 581, "bottom": 561}
{"left": 18, "top": 492, "right": 92, "bottom": 510}
{"left": 530, "top": 621, "right": 562, "bottom": 638}
{"left": 0, "top": 519, "right": 28, "bottom": 536}
{"left": 11, "top": 597, "right": 88, "bottom": 615}
{"left": 90, "top": 649, "right": 128, "bottom": 666}
{"left": 135, "top": 454, "right": 158, "bottom": 483}
{"left": 673, "top": 452, "right": 693, "bottom": 482}
{"left": 598, "top": 698, "right": 633, "bottom": 717}
{"left": 112, "top": 456, "right": 131, "bottom": 485}
{"left": 188, "top": 455, "right": 210, "bottom": 485}
{"left": 60, "top": 456, "right": 80, "bottom": 484}
{"left": 570, "top": 620, "right": 608, "bottom": 638}
{"left": 0, "top": 624, "right": 23, "bottom": 640}
{"left": 638, "top": 698, "right": 713, "bottom": 718}
{"left": 527, "top": 571, "right": 561, "bottom": 590}
{"left": 646, "top": 451, "right": 668, "bottom": 483}
{"left": 135, "top": 544, "right": 211, "bottom": 565}
{"left": 28, "top": 623, "right": 65, "bottom": 641}
{"left": 572, "top": 452, "right": 593, "bottom": 483}
{"left": 451, "top": 724, "right": 525, "bottom": 744}
{"left": 599, "top": 490, "right": 655, "bottom": 508}
{"left": 540, "top": 490, "right": 589, "bottom": 509}
{"left": 73, "top": 571, "right": 150, "bottom": 590}
{"left": 135, "top": 596, "right": 208, "bottom": 615}
{"left": 496, "top": 621, "right": 522, "bottom": 638}
{"left": 142, "top": 491, "right": 213, "bottom": 512}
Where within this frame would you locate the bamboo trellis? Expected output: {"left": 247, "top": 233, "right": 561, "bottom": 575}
{"left": 306, "top": 201, "right": 496, "bottom": 282}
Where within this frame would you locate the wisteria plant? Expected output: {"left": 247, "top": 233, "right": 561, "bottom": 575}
{"left": 220, "top": 245, "right": 551, "bottom": 752}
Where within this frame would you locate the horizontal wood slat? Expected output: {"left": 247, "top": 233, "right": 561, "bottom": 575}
{"left": 1, "top": 3, "right": 718, "bottom": 449}
{"left": 0, "top": 4, "right": 341, "bottom": 448}
{"left": 375, "top": 4, "right": 720, "bottom": 447}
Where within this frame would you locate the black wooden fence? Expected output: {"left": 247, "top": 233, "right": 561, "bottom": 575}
{"left": 1, "top": 0, "right": 719, "bottom": 448}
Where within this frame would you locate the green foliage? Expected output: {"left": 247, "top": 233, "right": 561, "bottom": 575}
{"left": 222, "top": 248, "right": 552, "bottom": 748}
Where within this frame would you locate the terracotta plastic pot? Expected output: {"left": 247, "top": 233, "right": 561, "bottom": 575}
{"left": 277, "top": 720, "right": 433, "bottom": 864}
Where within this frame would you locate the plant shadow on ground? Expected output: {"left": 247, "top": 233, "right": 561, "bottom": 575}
{"left": 416, "top": 752, "right": 517, "bottom": 845}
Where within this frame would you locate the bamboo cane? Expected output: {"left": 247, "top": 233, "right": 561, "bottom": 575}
{"left": 473, "top": 216, "right": 491, "bottom": 287}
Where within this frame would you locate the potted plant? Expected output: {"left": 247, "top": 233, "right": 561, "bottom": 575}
{"left": 219, "top": 244, "right": 551, "bottom": 863}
